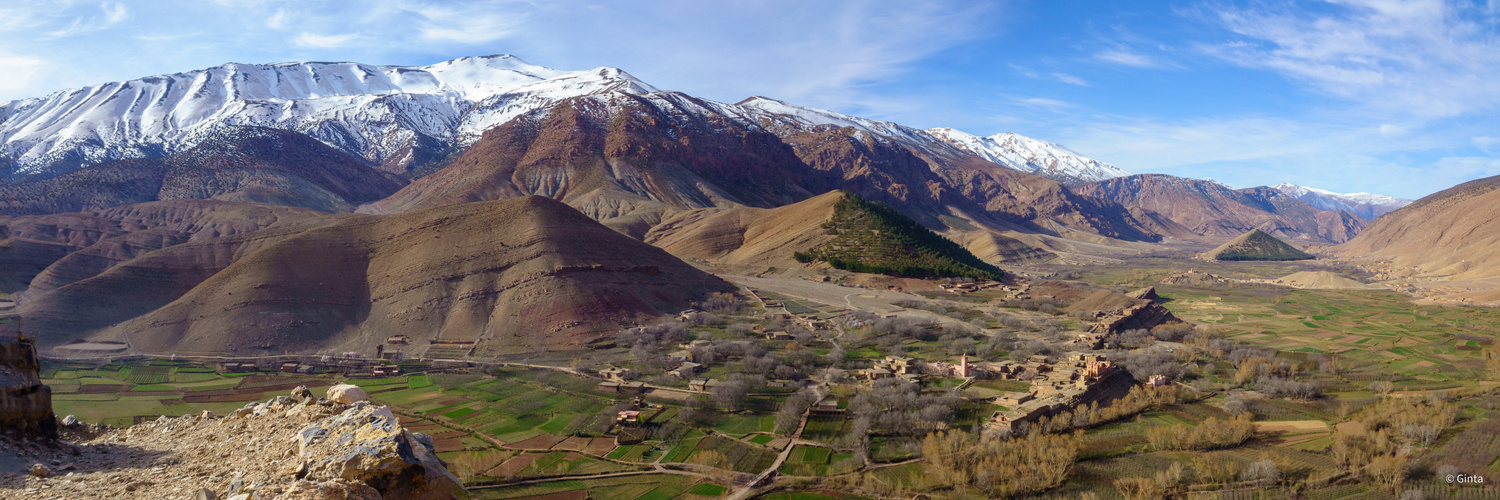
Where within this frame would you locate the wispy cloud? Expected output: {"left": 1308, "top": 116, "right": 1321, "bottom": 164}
{"left": 411, "top": 6, "right": 523, "bottom": 44}
{"left": 1010, "top": 64, "right": 1089, "bottom": 86}
{"left": 266, "top": 8, "right": 287, "bottom": 30}
{"left": 0, "top": 53, "right": 47, "bottom": 91}
{"left": 1200, "top": 0, "right": 1500, "bottom": 119}
{"left": 1094, "top": 49, "right": 1159, "bottom": 68}
{"left": 294, "top": 32, "right": 359, "bottom": 48}
{"left": 45, "top": 2, "right": 129, "bottom": 37}
{"left": 1052, "top": 72, "right": 1088, "bottom": 86}
{"left": 1014, "top": 96, "right": 1075, "bottom": 109}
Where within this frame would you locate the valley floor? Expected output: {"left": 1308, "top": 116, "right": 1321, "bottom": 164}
{"left": 18, "top": 258, "right": 1500, "bottom": 499}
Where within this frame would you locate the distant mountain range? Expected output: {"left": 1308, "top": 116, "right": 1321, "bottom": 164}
{"left": 0, "top": 54, "right": 1405, "bottom": 248}
{"left": 6, "top": 54, "right": 1466, "bottom": 352}
{"left": 1271, "top": 183, "right": 1412, "bottom": 220}
{"left": 1074, "top": 174, "right": 1367, "bottom": 244}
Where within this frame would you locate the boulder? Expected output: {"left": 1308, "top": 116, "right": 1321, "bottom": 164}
{"left": 325, "top": 384, "right": 368, "bottom": 405}
{"left": 291, "top": 385, "right": 314, "bottom": 403}
{"left": 61, "top": 415, "right": 78, "bottom": 426}
{"left": 296, "top": 403, "right": 465, "bottom": 499}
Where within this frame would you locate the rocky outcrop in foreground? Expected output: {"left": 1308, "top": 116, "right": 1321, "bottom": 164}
{"left": 0, "top": 334, "right": 55, "bottom": 440}
{"left": 1, "top": 386, "right": 466, "bottom": 499}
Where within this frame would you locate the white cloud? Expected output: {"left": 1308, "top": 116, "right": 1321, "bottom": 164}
{"left": 293, "top": 32, "right": 358, "bottom": 48}
{"left": 103, "top": 2, "right": 127, "bottom": 24}
{"left": 266, "top": 8, "right": 287, "bottom": 30}
{"left": 0, "top": 53, "right": 47, "bottom": 91}
{"left": 1094, "top": 49, "right": 1159, "bottom": 67}
{"left": 412, "top": 7, "right": 522, "bottom": 44}
{"left": 1052, "top": 72, "right": 1088, "bottom": 86}
{"left": 1472, "top": 136, "right": 1500, "bottom": 153}
{"left": 43, "top": 2, "right": 128, "bottom": 37}
{"left": 1202, "top": 0, "right": 1500, "bottom": 119}
{"left": 1014, "top": 96, "right": 1075, "bottom": 109}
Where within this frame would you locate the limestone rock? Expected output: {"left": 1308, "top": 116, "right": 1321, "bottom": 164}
{"left": 324, "top": 384, "right": 367, "bottom": 405}
{"left": 297, "top": 403, "right": 464, "bottom": 499}
{"left": 61, "top": 414, "right": 78, "bottom": 426}
{"left": 291, "top": 385, "right": 314, "bottom": 403}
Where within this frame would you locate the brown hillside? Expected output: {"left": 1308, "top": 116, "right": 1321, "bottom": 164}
{"left": 644, "top": 191, "right": 844, "bottom": 268}
{"left": 365, "top": 93, "right": 821, "bottom": 238}
{"left": 17, "top": 210, "right": 346, "bottom": 345}
{"left": 1075, "top": 175, "right": 1366, "bottom": 244}
{"left": 37, "top": 196, "right": 727, "bottom": 355}
{"left": 0, "top": 200, "right": 322, "bottom": 293}
{"left": 0, "top": 127, "right": 406, "bottom": 216}
{"left": 366, "top": 92, "right": 1171, "bottom": 244}
{"left": 1335, "top": 174, "right": 1500, "bottom": 279}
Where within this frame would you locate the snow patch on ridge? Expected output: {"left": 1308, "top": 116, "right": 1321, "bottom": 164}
{"left": 1271, "top": 182, "right": 1412, "bottom": 220}
{"left": 926, "top": 127, "right": 1129, "bottom": 184}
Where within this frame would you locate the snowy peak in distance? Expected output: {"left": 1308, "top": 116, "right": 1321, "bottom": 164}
{"left": 926, "top": 127, "right": 1129, "bottom": 185}
{"left": 1271, "top": 183, "right": 1412, "bottom": 220}
{"left": 0, "top": 54, "right": 656, "bottom": 178}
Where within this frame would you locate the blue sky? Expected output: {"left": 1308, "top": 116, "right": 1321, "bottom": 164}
{"left": 2, "top": 0, "right": 1499, "bottom": 199}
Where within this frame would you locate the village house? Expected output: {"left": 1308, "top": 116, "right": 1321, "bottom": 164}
{"left": 670, "top": 362, "right": 702, "bottom": 378}
{"left": 688, "top": 378, "right": 718, "bottom": 392}
{"left": 811, "top": 399, "right": 844, "bottom": 415}
{"left": 598, "top": 367, "right": 636, "bottom": 382}
{"left": 765, "top": 331, "right": 796, "bottom": 341}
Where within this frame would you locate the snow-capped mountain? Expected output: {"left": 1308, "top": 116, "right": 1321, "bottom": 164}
{"left": 1271, "top": 183, "right": 1411, "bottom": 221}
{"left": 0, "top": 54, "right": 1123, "bottom": 190}
{"left": 0, "top": 55, "right": 656, "bottom": 178}
{"left": 926, "top": 128, "right": 1130, "bottom": 185}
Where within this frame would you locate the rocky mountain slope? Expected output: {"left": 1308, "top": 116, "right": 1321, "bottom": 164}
{"left": 1271, "top": 183, "right": 1411, "bottom": 220}
{"left": 0, "top": 127, "right": 406, "bottom": 215}
{"left": 927, "top": 128, "right": 1129, "bottom": 185}
{"left": 1074, "top": 174, "right": 1366, "bottom": 244}
{"left": 1335, "top": 174, "right": 1500, "bottom": 280}
{"left": 364, "top": 91, "right": 1170, "bottom": 245}
{"left": 1202, "top": 229, "right": 1314, "bottom": 261}
{"left": 0, "top": 55, "right": 655, "bottom": 179}
{"left": 20, "top": 196, "right": 726, "bottom": 355}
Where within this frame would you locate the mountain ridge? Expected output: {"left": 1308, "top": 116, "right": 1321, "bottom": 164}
{"left": 1075, "top": 174, "right": 1366, "bottom": 244}
{"left": 0, "top": 55, "right": 656, "bottom": 178}
{"left": 1271, "top": 182, "right": 1411, "bottom": 220}
{"left": 927, "top": 127, "right": 1129, "bottom": 185}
